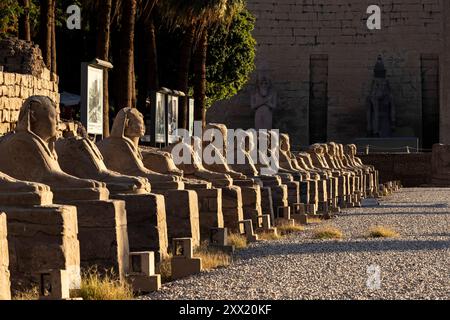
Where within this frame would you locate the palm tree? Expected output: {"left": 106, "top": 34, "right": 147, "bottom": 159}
{"left": 96, "top": 0, "right": 113, "bottom": 137}
{"left": 18, "top": 0, "right": 31, "bottom": 41}
{"left": 158, "top": 0, "right": 244, "bottom": 128}
{"left": 39, "top": 0, "right": 52, "bottom": 69}
{"left": 117, "top": 0, "right": 137, "bottom": 109}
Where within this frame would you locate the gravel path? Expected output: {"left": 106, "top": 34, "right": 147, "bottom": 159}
{"left": 144, "top": 188, "right": 450, "bottom": 300}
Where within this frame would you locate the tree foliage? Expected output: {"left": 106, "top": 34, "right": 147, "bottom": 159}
{"left": 205, "top": 8, "right": 256, "bottom": 107}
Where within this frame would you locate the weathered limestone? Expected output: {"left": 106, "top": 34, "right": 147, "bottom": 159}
{"left": 251, "top": 73, "right": 277, "bottom": 130}
{"left": 127, "top": 252, "right": 161, "bottom": 293}
{"left": 5, "top": 205, "right": 80, "bottom": 292}
{"left": 171, "top": 238, "right": 202, "bottom": 280}
{"left": 203, "top": 123, "right": 263, "bottom": 229}
{"left": 145, "top": 139, "right": 226, "bottom": 239}
{"left": 431, "top": 144, "right": 450, "bottom": 186}
{"left": 228, "top": 130, "right": 289, "bottom": 221}
{"left": 0, "top": 96, "right": 129, "bottom": 279}
{"left": 55, "top": 128, "right": 169, "bottom": 262}
{"left": 97, "top": 108, "right": 200, "bottom": 247}
{"left": 344, "top": 144, "right": 379, "bottom": 196}
{"left": 0, "top": 171, "right": 81, "bottom": 292}
{"left": 0, "top": 212, "right": 10, "bottom": 300}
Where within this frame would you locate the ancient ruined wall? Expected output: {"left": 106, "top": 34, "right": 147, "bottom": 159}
{"left": 359, "top": 153, "right": 432, "bottom": 187}
{"left": 207, "top": 0, "right": 446, "bottom": 148}
{"left": 0, "top": 38, "right": 59, "bottom": 136}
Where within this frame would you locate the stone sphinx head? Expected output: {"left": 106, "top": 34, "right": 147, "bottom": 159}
{"left": 326, "top": 143, "right": 337, "bottom": 157}
{"left": 345, "top": 144, "right": 358, "bottom": 157}
{"left": 310, "top": 144, "right": 323, "bottom": 155}
{"left": 17, "top": 96, "right": 59, "bottom": 143}
{"left": 280, "top": 134, "right": 291, "bottom": 153}
{"left": 111, "top": 107, "right": 146, "bottom": 143}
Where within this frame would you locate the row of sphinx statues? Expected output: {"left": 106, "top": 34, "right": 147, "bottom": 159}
{"left": 0, "top": 96, "right": 382, "bottom": 298}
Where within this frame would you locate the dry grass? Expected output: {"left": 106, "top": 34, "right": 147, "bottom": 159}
{"left": 195, "top": 245, "right": 232, "bottom": 271}
{"left": 157, "top": 255, "right": 173, "bottom": 283}
{"left": 367, "top": 226, "right": 400, "bottom": 238}
{"left": 277, "top": 224, "right": 305, "bottom": 236}
{"left": 307, "top": 217, "right": 324, "bottom": 224}
{"left": 228, "top": 233, "right": 248, "bottom": 249}
{"left": 12, "top": 286, "right": 39, "bottom": 300}
{"left": 78, "top": 268, "right": 133, "bottom": 300}
{"left": 257, "top": 231, "right": 282, "bottom": 240}
{"left": 313, "top": 225, "right": 344, "bottom": 239}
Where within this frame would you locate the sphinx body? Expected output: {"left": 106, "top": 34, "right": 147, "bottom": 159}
{"left": 0, "top": 96, "right": 108, "bottom": 201}
{"left": 97, "top": 108, "right": 201, "bottom": 245}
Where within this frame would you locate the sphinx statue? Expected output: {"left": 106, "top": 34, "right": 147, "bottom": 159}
{"left": 97, "top": 108, "right": 201, "bottom": 246}
{"left": 344, "top": 144, "right": 378, "bottom": 195}
{"left": 0, "top": 96, "right": 108, "bottom": 201}
{"left": 0, "top": 171, "right": 53, "bottom": 205}
{"left": 0, "top": 96, "right": 130, "bottom": 281}
{"left": 56, "top": 123, "right": 150, "bottom": 195}
{"left": 55, "top": 123, "right": 169, "bottom": 260}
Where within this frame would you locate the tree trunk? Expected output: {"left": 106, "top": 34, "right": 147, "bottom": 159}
{"left": 97, "top": 0, "right": 112, "bottom": 137}
{"left": 137, "top": 15, "right": 158, "bottom": 116}
{"left": 39, "top": 0, "right": 52, "bottom": 69}
{"left": 117, "top": 0, "right": 137, "bottom": 109}
{"left": 50, "top": 0, "right": 56, "bottom": 77}
{"left": 177, "top": 25, "right": 195, "bottom": 129}
{"left": 18, "top": 0, "right": 31, "bottom": 41}
{"left": 193, "top": 30, "right": 208, "bottom": 128}
{"left": 146, "top": 16, "right": 159, "bottom": 93}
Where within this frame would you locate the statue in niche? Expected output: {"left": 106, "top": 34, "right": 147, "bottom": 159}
{"left": 366, "top": 55, "right": 396, "bottom": 137}
{"left": 251, "top": 73, "right": 277, "bottom": 130}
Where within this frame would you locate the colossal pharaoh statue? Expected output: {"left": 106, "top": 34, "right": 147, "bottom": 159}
{"left": 251, "top": 74, "right": 277, "bottom": 131}
{"left": 367, "top": 56, "right": 396, "bottom": 138}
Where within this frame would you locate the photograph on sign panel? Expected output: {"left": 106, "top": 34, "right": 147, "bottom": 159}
{"left": 87, "top": 66, "right": 103, "bottom": 134}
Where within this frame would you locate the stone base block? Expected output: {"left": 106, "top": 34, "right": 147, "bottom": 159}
{"left": 275, "top": 218, "right": 295, "bottom": 227}
{"left": 221, "top": 186, "right": 244, "bottom": 234}
{"left": 1, "top": 205, "right": 80, "bottom": 291}
{"left": 0, "top": 189, "right": 53, "bottom": 207}
{"left": 260, "top": 187, "right": 274, "bottom": 222}
{"left": 163, "top": 190, "right": 200, "bottom": 248}
{"left": 112, "top": 193, "right": 168, "bottom": 262}
{"left": 306, "top": 204, "right": 317, "bottom": 215}
{"left": 70, "top": 200, "right": 129, "bottom": 281}
{"left": 195, "top": 188, "right": 224, "bottom": 241}
{"left": 171, "top": 257, "right": 202, "bottom": 280}
{"left": 0, "top": 213, "right": 11, "bottom": 300}
{"left": 127, "top": 274, "right": 161, "bottom": 293}
{"left": 317, "top": 202, "right": 329, "bottom": 214}
{"left": 292, "top": 214, "right": 308, "bottom": 225}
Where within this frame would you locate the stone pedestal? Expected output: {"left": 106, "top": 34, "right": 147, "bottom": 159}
{"left": 260, "top": 187, "right": 274, "bottom": 222}
{"left": 2, "top": 205, "right": 80, "bottom": 292}
{"left": 112, "top": 194, "right": 168, "bottom": 262}
{"left": 72, "top": 200, "right": 129, "bottom": 281}
{"left": 238, "top": 185, "right": 262, "bottom": 226}
{"left": 221, "top": 186, "right": 244, "bottom": 234}
{"left": 195, "top": 188, "right": 224, "bottom": 241}
{"left": 163, "top": 190, "right": 200, "bottom": 248}
{"left": 0, "top": 213, "right": 10, "bottom": 300}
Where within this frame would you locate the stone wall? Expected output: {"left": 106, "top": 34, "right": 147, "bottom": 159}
{"left": 0, "top": 38, "right": 59, "bottom": 136}
{"left": 359, "top": 153, "right": 432, "bottom": 187}
{"left": 207, "top": 0, "right": 449, "bottom": 148}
